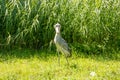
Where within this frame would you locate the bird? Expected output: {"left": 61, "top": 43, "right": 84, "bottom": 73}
{"left": 54, "top": 23, "right": 72, "bottom": 65}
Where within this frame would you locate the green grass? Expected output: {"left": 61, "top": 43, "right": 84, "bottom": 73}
{"left": 0, "top": 49, "right": 120, "bottom": 80}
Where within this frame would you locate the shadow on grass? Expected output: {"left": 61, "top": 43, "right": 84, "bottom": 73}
{"left": 75, "top": 51, "right": 120, "bottom": 62}
{"left": 0, "top": 48, "right": 56, "bottom": 62}
{"left": 0, "top": 48, "right": 120, "bottom": 62}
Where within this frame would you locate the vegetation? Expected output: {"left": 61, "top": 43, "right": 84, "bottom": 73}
{"left": 0, "top": 0, "right": 120, "bottom": 53}
{"left": 0, "top": 49, "right": 120, "bottom": 80}
{"left": 0, "top": 0, "right": 120, "bottom": 79}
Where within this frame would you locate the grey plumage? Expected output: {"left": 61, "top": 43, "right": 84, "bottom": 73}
{"left": 54, "top": 23, "right": 71, "bottom": 65}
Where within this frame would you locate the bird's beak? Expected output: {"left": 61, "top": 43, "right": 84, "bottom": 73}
{"left": 55, "top": 27, "right": 60, "bottom": 33}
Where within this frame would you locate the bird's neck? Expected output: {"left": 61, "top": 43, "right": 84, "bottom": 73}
{"left": 55, "top": 32, "right": 61, "bottom": 35}
{"left": 55, "top": 33, "right": 61, "bottom": 38}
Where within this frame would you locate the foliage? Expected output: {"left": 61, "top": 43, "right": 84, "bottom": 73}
{"left": 0, "top": 0, "right": 120, "bottom": 52}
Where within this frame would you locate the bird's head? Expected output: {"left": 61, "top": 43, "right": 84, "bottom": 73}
{"left": 54, "top": 23, "right": 61, "bottom": 34}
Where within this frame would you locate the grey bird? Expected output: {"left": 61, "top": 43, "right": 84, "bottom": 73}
{"left": 54, "top": 23, "right": 72, "bottom": 65}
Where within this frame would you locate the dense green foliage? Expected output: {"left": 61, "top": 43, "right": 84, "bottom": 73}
{"left": 0, "top": 0, "right": 120, "bottom": 53}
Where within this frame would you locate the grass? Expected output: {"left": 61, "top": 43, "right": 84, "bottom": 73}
{"left": 0, "top": 49, "right": 120, "bottom": 80}
{"left": 0, "top": 0, "right": 120, "bottom": 79}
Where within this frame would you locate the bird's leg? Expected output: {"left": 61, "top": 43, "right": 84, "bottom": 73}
{"left": 57, "top": 50, "right": 60, "bottom": 66}
{"left": 65, "top": 57, "right": 69, "bottom": 65}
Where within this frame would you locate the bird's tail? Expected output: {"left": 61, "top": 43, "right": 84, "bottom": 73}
{"left": 65, "top": 48, "right": 72, "bottom": 57}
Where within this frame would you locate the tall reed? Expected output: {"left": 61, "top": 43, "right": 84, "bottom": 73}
{"left": 0, "top": 0, "right": 120, "bottom": 52}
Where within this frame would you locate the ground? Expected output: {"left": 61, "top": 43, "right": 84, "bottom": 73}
{"left": 0, "top": 49, "right": 120, "bottom": 80}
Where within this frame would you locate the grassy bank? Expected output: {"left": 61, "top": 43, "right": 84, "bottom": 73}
{"left": 0, "top": 49, "right": 120, "bottom": 80}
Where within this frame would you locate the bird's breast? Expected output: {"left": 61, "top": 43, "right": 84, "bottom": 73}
{"left": 54, "top": 34, "right": 60, "bottom": 43}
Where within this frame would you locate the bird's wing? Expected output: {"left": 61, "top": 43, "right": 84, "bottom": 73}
{"left": 57, "top": 37, "right": 70, "bottom": 51}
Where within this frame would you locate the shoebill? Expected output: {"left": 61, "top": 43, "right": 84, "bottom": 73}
{"left": 54, "top": 23, "right": 72, "bottom": 65}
